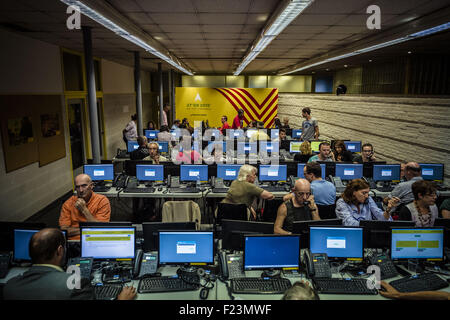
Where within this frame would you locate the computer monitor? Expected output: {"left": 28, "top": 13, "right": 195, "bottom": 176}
{"left": 291, "top": 129, "right": 302, "bottom": 139}
{"left": 419, "top": 163, "right": 444, "bottom": 182}
{"left": 136, "top": 165, "right": 164, "bottom": 182}
{"left": 157, "top": 141, "right": 169, "bottom": 153}
{"left": 373, "top": 164, "right": 401, "bottom": 182}
{"left": 13, "top": 229, "right": 39, "bottom": 262}
{"left": 310, "top": 141, "right": 328, "bottom": 153}
{"left": 243, "top": 235, "right": 300, "bottom": 271}
{"left": 297, "top": 163, "right": 326, "bottom": 179}
{"left": 391, "top": 228, "right": 444, "bottom": 261}
{"left": 180, "top": 165, "right": 208, "bottom": 182}
{"left": 144, "top": 130, "right": 159, "bottom": 140}
{"left": 0, "top": 222, "right": 46, "bottom": 252}
{"left": 259, "top": 141, "right": 279, "bottom": 153}
{"left": 363, "top": 161, "right": 387, "bottom": 178}
{"left": 78, "top": 221, "right": 133, "bottom": 228}
{"left": 246, "top": 129, "right": 257, "bottom": 139}
{"left": 335, "top": 164, "right": 363, "bottom": 180}
{"left": 289, "top": 141, "right": 302, "bottom": 153}
{"left": 344, "top": 141, "right": 361, "bottom": 153}
{"left": 270, "top": 129, "right": 279, "bottom": 140}
{"left": 216, "top": 164, "right": 242, "bottom": 181}
{"left": 80, "top": 227, "right": 136, "bottom": 259}
{"left": 142, "top": 222, "right": 196, "bottom": 252}
{"left": 309, "top": 226, "right": 364, "bottom": 260}
{"left": 292, "top": 219, "right": 342, "bottom": 249}
{"left": 259, "top": 165, "right": 287, "bottom": 182}
{"left": 127, "top": 140, "right": 139, "bottom": 152}
{"left": 237, "top": 141, "right": 257, "bottom": 155}
{"left": 158, "top": 231, "right": 214, "bottom": 265}
{"left": 359, "top": 220, "right": 415, "bottom": 249}
{"left": 83, "top": 164, "right": 114, "bottom": 181}
{"left": 221, "top": 219, "right": 275, "bottom": 251}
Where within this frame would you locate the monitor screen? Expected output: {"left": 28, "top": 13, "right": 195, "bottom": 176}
{"left": 180, "top": 165, "right": 208, "bottom": 182}
{"left": 419, "top": 163, "right": 444, "bottom": 181}
{"left": 259, "top": 141, "right": 279, "bottom": 153}
{"left": 136, "top": 165, "right": 164, "bottom": 182}
{"left": 335, "top": 164, "right": 363, "bottom": 180}
{"left": 259, "top": 165, "right": 287, "bottom": 182}
{"left": 244, "top": 235, "right": 300, "bottom": 270}
{"left": 157, "top": 141, "right": 169, "bottom": 153}
{"left": 142, "top": 222, "right": 196, "bottom": 252}
{"left": 221, "top": 219, "right": 274, "bottom": 251}
{"left": 270, "top": 129, "right": 279, "bottom": 140}
{"left": 159, "top": 231, "right": 214, "bottom": 264}
{"left": 144, "top": 130, "right": 159, "bottom": 139}
{"left": 373, "top": 164, "right": 401, "bottom": 181}
{"left": 344, "top": 141, "right": 361, "bottom": 153}
{"left": 207, "top": 141, "right": 227, "bottom": 153}
{"left": 391, "top": 228, "right": 444, "bottom": 260}
{"left": 289, "top": 141, "right": 302, "bottom": 153}
{"left": 297, "top": 163, "right": 326, "bottom": 179}
{"left": 237, "top": 142, "right": 257, "bottom": 155}
{"left": 83, "top": 164, "right": 114, "bottom": 181}
{"left": 217, "top": 164, "right": 242, "bottom": 181}
{"left": 80, "top": 227, "right": 136, "bottom": 259}
{"left": 310, "top": 227, "right": 364, "bottom": 260}
{"left": 246, "top": 129, "right": 257, "bottom": 139}
{"left": 0, "top": 222, "right": 46, "bottom": 252}
{"left": 127, "top": 140, "right": 139, "bottom": 152}
{"left": 14, "top": 229, "right": 39, "bottom": 261}
{"left": 291, "top": 129, "right": 302, "bottom": 139}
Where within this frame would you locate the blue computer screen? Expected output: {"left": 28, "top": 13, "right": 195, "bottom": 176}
{"left": 297, "top": 163, "right": 326, "bottom": 179}
{"left": 391, "top": 228, "right": 444, "bottom": 260}
{"left": 84, "top": 164, "right": 114, "bottom": 181}
{"left": 207, "top": 141, "right": 227, "bottom": 153}
{"left": 344, "top": 141, "right": 361, "bottom": 153}
{"left": 373, "top": 164, "right": 400, "bottom": 181}
{"left": 309, "top": 227, "right": 363, "bottom": 259}
{"left": 136, "top": 165, "right": 164, "bottom": 181}
{"left": 259, "top": 141, "right": 279, "bottom": 153}
{"left": 291, "top": 129, "right": 302, "bottom": 139}
{"left": 271, "top": 129, "right": 279, "bottom": 140}
{"left": 419, "top": 163, "right": 444, "bottom": 181}
{"left": 180, "top": 165, "right": 208, "bottom": 182}
{"left": 81, "top": 227, "right": 136, "bottom": 259}
{"left": 144, "top": 130, "right": 159, "bottom": 139}
{"left": 335, "top": 164, "right": 363, "bottom": 180}
{"left": 159, "top": 231, "right": 214, "bottom": 264}
{"left": 244, "top": 235, "right": 300, "bottom": 270}
{"left": 14, "top": 229, "right": 38, "bottom": 261}
{"left": 157, "top": 141, "right": 169, "bottom": 153}
{"left": 217, "top": 164, "right": 242, "bottom": 181}
{"left": 127, "top": 140, "right": 139, "bottom": 152}
{"left": 259, "top": 165, "right": 287, "bottom": 182}
{"left": 237, "top": 142, "right": 257, "bottom": 155}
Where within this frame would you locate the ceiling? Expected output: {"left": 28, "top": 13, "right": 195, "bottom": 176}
{"left": 1, "top": 0, "right": 449, "bottom": 75}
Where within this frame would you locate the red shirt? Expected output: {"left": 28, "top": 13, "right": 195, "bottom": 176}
{"left": 220, "top": 122, "right": 230, "bottom": 134}
{"left": 232, "top": 115, "right": 243, "bottom": 129}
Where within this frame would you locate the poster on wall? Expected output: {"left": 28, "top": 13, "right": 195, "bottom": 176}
{"left": 175, "top": 87, "right": 278, "bottom": 128}
{"left": 40, "top": 113, "right": 61, "bottom": 138}
{"left": 7, "top": 116, "right": 34, "bottom": 146}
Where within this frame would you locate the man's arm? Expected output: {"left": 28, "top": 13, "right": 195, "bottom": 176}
{"left": 442, "top": 209, "right": 450, "bottom": 219}
{"left": 274, "top": 203, "right": 290, "bottom": 234}
{"left": 314, "top": 124, "right": 319, "bottom": 140}
{"left": 379, "top": 281, "right": 450, "bottom": 300}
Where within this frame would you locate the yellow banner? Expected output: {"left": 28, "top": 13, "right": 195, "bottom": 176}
{"left": 175, "top": 87, "right": 279, "bottom": 128}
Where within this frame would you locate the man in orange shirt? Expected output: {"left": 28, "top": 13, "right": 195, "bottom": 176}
{"left": 59, "top": 174, "right": 111, "bottom": 240}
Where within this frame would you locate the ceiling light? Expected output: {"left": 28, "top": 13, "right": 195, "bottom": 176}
{"left": 234, "top": 0, "right": 315, "bottom": 75}
{"left": 344, "top": 64, "right": 348, "bottom": 67}
{"left": 408, "top": 51, "right": 412, "bottom": 54}
{"left": 60, "top": 0, "right": 193, "bottom": 75}
{"left": 279, "top": 21, "right": 450, "bottom": 75}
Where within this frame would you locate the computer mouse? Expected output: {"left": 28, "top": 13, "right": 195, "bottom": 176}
{"left": 199, "top": 287, "right": 209, "bottom": 300}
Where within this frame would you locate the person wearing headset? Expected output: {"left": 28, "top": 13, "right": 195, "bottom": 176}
{"left": 353, "top": 143, "right": 376, "bottom": 163}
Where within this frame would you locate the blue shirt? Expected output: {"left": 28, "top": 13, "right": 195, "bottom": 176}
{"left": 311, "top": 180, "right": 336, "bottom": 205}
{"left": 336, "top": 197, "right": 392, "bottom": 226}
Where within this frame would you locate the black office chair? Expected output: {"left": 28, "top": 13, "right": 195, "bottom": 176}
{"left": 262, "top": 199, "right": 284, "bottom": 222}
{"left": 216, "top": 203, "right": 248, "bottom": 225}
{"left": 317, "top": 204, "right": 337, "bottom": 220}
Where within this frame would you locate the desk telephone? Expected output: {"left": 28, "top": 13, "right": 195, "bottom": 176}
{"left": 113, "top": 173, "right": 130, "bottom": 190}
{"left": 167, "top": 175, "right": 180, "bottom": 188}
{"left": 219, "top": 251, "right": 245, "bottom": 280}
{"left": 304, "top": 250, "right": 332, "bottom": 279}
{"left": 133, "top": 249, "right": 158, "bottom": 278}
{"left": 211, "top": 176, "right": 226, "bottom": 189}
{"left": 67, "top": 257, "right": 93, "bottom": 279}
{"left": 328, "top": 175, "right": 346, "bottom": 192}
{"left": 367, "top": 251, "right": 399, "bottom": 280}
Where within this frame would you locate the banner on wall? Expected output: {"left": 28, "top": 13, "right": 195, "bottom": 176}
{"left": 175, "top": 87, "right": 278, "bottom": 128}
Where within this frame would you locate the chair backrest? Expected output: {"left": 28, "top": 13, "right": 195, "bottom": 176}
{"left": 316, "top": 204, "right": 337, "bottom": 220}
{"left": 216, "top": 203, "right": 248, "bottom": 224}
{"left": 162, "top": 201, "right": 201, "bottom": 229}
{"left": 262, "top": 199, "right": 284, "bottom": 222}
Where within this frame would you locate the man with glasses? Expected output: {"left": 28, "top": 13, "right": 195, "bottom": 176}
{"left": 274, "top": 179, "right": 320, "bottom": 235}
{"left": 353, "top": 143, "right": 376, "bottom": 163}
{"left": 143, "top": 141, "right": 168, "bottom": 164}
{"left": 59, "top": 174, "right": 111, "bottom": 240}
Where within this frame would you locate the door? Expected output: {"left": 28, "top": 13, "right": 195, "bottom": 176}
{"left": 68, "top": 98, "right": 86, "bottom": 177}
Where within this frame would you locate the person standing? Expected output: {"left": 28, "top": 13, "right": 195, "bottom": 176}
{"left": 300, "top": 107, "right": 319, "bottom": 141}
{"left": 232, "top": 109, "right": 245, "bottom": 129}
{"left": 161, "top": 103, "right": 170, "bottom": 127}
{"left": 123, "top": 114, "right": 138, "bottom": 147}
{"left": 219, "top": 115, "right": 231, "bottom": 135}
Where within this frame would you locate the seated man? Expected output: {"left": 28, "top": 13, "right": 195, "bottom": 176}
{"left": 129, "top": 135, "right": 149, "bottom": 160}
{"left": 59, "top": 174, "right": 111, "bottom": 240}
{"left": 307, "top": 142, "right": 335, "bottom": 162}
{"left": 274, "top": 179, "right": 320, "bottom": 235}
{"left": 384, "top": 162, "right": 423, "bottom": 208}
{"left": 143, "top": 141, "right": 169, "bottom": 164}
{"left": 4, "top": 228, "right": 136, "bottom": 300}
{"left": 440, "top": 198, "right": 450, "bottom": 219}
{"left": 157, "top": 125, "right": 175, "bottom": 143}
{"left": 353, "top": 143, "right": 376, "bottom": 163}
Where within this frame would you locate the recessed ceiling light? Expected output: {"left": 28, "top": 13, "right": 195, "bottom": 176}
{"left": 369, "top": 59, "right": 372, "bottom": 62}
{"left": 344, "top": 64, "right": 348, "bottom": 67}
{"left": 408, "top": 51, "right": 412, "bottom": 54}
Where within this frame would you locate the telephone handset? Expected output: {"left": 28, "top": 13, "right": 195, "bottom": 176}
{"left": 362, "top": 177, "right": 377, "bottom": 190}
{"left": 303, "top": 250, "right": 332, "bottom": 279}
{"left": 113, "top": 173, "right": 130, "bottom": 190}
{"left": 133, "top": 249, "right": 158, "bottom": 278}
{"left": 167, "top": 175, "right": 180, "bottom": 188}
{"left": 219, "top": 251, "right": 245, "bottom": 280}
{"left": 329, "top": 175, "right": 346, "bottom": 192}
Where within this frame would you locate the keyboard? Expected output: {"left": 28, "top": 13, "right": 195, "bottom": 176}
{"left": 377, "top": 185, "right": 395, "bottom": 192}
{"left": 389, "top": 273, "right": 449, "bottom": 292}
{"left": 94, "top": 284, "right": 123, "bottom": 300}
{"left": 138, "top": 276, "right": 199, "bottom": 293}
{"left": 123, "top": 187, "right": 155, "bottom": 193}
{"left": 169, "top": 187, "right": 200, "bottom": 193}
{"left": 260, "top": 185, "right": 289, "bottom": 192}
{"left": 93, "top": 185, "right": 111, "bottom": 192}
{"left": 212, "top": 187, "right": 229, "bottom": 193}
{"left": 313, "top": 278, "right": 378, "bottom": 295}
{"left": 231, "top": 277, "right": 292, "bottom": 294}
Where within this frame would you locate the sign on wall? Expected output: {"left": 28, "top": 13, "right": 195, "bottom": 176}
{"left": 175, "top": 87, "right": 278, "bottom": 128}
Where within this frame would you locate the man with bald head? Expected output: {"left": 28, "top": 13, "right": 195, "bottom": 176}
{"left": 274, "top": 179, "right": 320, "bottom": 234}
{"left": 59, "top": 174, "right": 111, "bottom": 240}
{"left": 4, "top": 228, "right": 136, "bottom": 300}
{"left": 384, "top": 162, "right": 423, "bottom": 208}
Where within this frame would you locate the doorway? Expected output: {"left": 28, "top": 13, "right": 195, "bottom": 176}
{"left": 67, "top": 98, "right": 86, "bottom": 177}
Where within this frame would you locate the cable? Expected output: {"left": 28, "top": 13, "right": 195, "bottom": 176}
{"left": 217, "top": 276, "right": 235, "bottom": 300}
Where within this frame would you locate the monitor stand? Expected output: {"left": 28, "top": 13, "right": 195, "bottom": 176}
{"left": 261, "top": 269, "right": 281, "bottom": 278}
{"left": 406, "top": 259, "right": 424, "bottom": 274}
{"left": 144, "top": 181, "right": 154, "bottom": 188}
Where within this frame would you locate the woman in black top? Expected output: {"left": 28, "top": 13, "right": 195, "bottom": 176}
{"left": 333, "top": 140, "right": 353, "bottom": 162}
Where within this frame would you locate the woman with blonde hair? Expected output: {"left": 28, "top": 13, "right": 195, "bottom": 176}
{"left": 294, "top": 141, "right": 312, "bottom": 163}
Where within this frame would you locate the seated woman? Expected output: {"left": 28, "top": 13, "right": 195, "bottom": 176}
{"left": 333, "top": 140, "right": 353, "bottom": 162}
{"left": 147, "top": 120, "right": 156, "bottom": 130}
{"left": 336, "top": 179, "right": 399, "bottom": 226}
{"left": 294, "top": 141, "right": 312, "bottom": 163}
{"left": 399, "top": 180, "right": 438, "bottom": 227}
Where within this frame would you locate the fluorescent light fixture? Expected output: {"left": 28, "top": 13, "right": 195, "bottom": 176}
{"left": 234, "top": 0, "right": 314, "bottom": 75}
{"left": 280, "top": 21, "right": 450, "bottom": 75}
{"left": 60, "top": 0, "right": 193, "bottom": 75}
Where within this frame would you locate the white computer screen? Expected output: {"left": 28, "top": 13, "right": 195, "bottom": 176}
{"left": 81, "top": 227, "right": 135, "bottom": 259}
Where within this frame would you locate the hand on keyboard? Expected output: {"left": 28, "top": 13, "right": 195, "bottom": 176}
{"left": 117, "top": 285, "right": 137, "bottom": 300}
